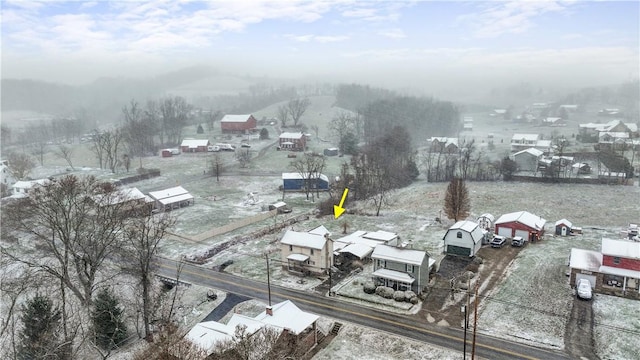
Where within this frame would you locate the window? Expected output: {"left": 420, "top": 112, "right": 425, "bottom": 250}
{"left": 405, "top": 264, "right": 414, "bottom": 273}
{"left": 289, "top": 245, "right": 293, "bottom": 251}
{"left": 310, "top": 249, "right": 314, "bottom": 255}
{"left": 613, "top": 257, "right": 621, "bottom": 265}
{"left": 457, "top": 231, "right": 462, "bottom": 238}
{"left": 377, "top": 260, "right": 386, "bottom": 268}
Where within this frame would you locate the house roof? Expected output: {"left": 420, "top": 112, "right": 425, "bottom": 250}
{"left": 511, "top": 133, "right": 539, "bottom": 141}
{"left": 221, "top": 114, "right": 253, "bottom": 123}
{"left": 287, "top": 253, "right": 310, "bottom": 262}
{"left": 362, "top": 230, "right": 398, "bottom": 242}
{"left": 599, "top": 265, "right": 640, "bottom": 279}
{"left": 308, "top": 225, "right": 330, "bottom": 237}
{"left": 569, "top": 248, "right": 602, "bottom": 272}
{"left": 279, "top": 132, "right": 304, "bottom": 139}
{"left": 157, "top": 193, "right": 194, "bottom": 205}
{"left": 280, "top": 230, "right": 327, "bottom": 250}
{"left": 12, "top": 179, "right": 49, "bottom": 189}
{"left": 513, "top": 148, "right": 544, "bottom": 157}
{"left": 448, "top": 220, "right": 479, "bottom": 233}
{"left": 371, "top": 244, "right": 426, "bottom": 266}
{"left": 495, "top": 211, "right": 546, "bottom": 231}
{"left": 93, "top": 187, "right": 146, "bottom": 206}
{"left": 180, "top": 138, "right": 209, "bottom": 147}
{"left": 601, "top": 238, "right": 640, "bottom": 259}
{"left": 478, "top": 213, "right": 495, "bottom": 222}
{"left": 254, "top": 300, "right": 319, "bottom": 335}
{"left": 148, "top": 186, "right": 190, "bottom": 201}
{"left": 429, "top": 137, "right": 458, "bottom": 147}
{"left": 338, "top": 243, "right": 374, "bottom": 259}
{"left": 282, "top": 172, "right": 329, "bottom": 182}
{"left": 555, "top": 219, "right": 573, "bottom": 228}
{"left": 372, "top": 268, "right": 415, "bottom": 284}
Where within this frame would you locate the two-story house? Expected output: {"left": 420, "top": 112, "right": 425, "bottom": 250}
{"left": 371, "top": 244, "right": 434, "bottom": 294}
{"left": 279, "top": 132, "right": 307, "bottom": 151}
{"left": 569, "top": 238, "right": 640, "bottom": 299}
{"left": 280, "top": 226, "right": 333, "bottom": 276}
{"left": 510, "top": 133, "right": 551, "bottom": 153}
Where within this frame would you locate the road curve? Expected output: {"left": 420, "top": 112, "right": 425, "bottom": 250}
{"left": 155, "top": 257, "right": 571, "bottom": 360}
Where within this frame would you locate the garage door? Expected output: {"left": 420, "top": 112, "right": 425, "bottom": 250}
{"left": 447, "top": 245, "right": 471, "bottom": 257}
{"left": 497, "top": 227, "right": 512, "bottom": 238}
{"left": 514, "top": 230, "right": 529, "bottom": 241}
{"left": 575, "top": 273, "right": 596, "bottom": 288}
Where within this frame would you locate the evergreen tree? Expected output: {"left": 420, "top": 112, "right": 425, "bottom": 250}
{"left": 259, "top": 127, "right": 269, "bottom": 140}
{"left": 92, "top": 288, "right": 128, "bottom": 350}
{"left": 443, "top": 177, "right": 470, "bottom": 222}
{"left": 18, "top": 294, "right": 62, "bottom": 360}
{"left": 196, "top": 124, "right": 204, "bottom": 134}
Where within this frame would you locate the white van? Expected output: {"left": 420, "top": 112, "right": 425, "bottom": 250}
{"left": 207, "top": 145, "right": 220, "bottom": 152}
{"left": 216, "top": 143, "right": 235, "bottom": 151}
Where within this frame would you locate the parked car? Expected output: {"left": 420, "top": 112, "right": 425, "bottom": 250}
{"left": 576, "top": 279, "right": 593, "bottom": 300}
{"left": 207, "top": 145, "right": 220, "bottom": 152}
{"left": 511, "top": 236, "right": 525, "bottom": 247}
{"left": 490, "top": 235, "right": 507, "bottom": 248}
{"left": 241, "top": 143, "right": 251, "bottom": 148}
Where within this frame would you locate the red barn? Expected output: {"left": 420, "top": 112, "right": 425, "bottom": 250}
{"left": 494, "top": 211, "right": 546, "bottom": 242}
{"left": 220, "top": 114, "right": 257, "bottom": 134}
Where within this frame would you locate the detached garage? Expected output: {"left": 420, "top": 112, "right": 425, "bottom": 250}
{"left": 495, "top": 211, "right": 546, "bottom": 242}
{"left": 443, "top": 220, "right": 485, "bottom": 257}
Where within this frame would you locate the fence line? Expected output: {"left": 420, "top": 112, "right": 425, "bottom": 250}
{"left": 191, "top": 210, "right": 278, "bottom": 242}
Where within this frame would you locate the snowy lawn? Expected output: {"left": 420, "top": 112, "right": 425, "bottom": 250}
{"left": 592, "top": 294, "right": 640, "bottom": 360}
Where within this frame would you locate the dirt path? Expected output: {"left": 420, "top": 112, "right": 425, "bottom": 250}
{"left": 419, "top": 245, "right": 520, "bottom": 327}
{"left": 564, "top": 298, "right": 599, "bottom": 360}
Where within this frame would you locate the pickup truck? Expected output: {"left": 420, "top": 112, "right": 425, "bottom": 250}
{"left": 511, "top": 236, "right": 525, "bottom": 247}
{"left": 490, "top": 235, "right": 507, "bottom": 248}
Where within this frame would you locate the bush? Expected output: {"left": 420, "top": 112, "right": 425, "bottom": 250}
{"left": 363, "top": 281, "right": 376, "bottom": 294}
{"left": 393, "top": 291, "right": 405, "bottom": 302}
{"left": 404, "top": 290, "right": 417, "bottom": 302}
{"left": 376, "top": 286, "right": 394, "bottom": 299}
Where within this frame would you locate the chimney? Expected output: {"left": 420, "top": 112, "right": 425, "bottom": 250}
{"left": 266, "top": 306, "right": 273, "bottom": 316}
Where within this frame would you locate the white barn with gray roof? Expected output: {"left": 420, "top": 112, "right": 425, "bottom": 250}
{"left": 443, "top": 220, "right": 485, "bottom": 257}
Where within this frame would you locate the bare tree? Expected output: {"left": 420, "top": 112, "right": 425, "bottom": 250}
{"left": 310, "top": 124, "right": 320, "bottom": 140}
{"left": 287, "top": 98, "right": 310, "bottom": 127}
{"left": 277, "top": 105, "right": 289, "bottom": 128}
{"left": 123, "top": 212, "right": 176, "bottom": 340}
{"left": 211, "top": 325, "right": 284, "bottom": 360}
{"left": 55, "top": 144, "right": 75, "bottom": 170}
{"left": 7, "top": 152, "right": 35, "bottom": 180}
{"left": 209, "top": 154, "right": 225, "bottom": 182}
{"left": 92, "top": 129, "right": 124, "bottom": 173}
{"left": 289, "top": 153, "right": 326, "bottom": 202}
{"left": 443, "top": 177, "right": 470, "bottom": 221}
{"left": 236, "top": 149, "right": 252, "bottom": 169}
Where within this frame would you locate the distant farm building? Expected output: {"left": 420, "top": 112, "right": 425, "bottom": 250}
{"left": 495, "top": 211, "right": 546, "bottom": 242}
{"left": 555, "top": 219, "right": 574, "bottom": 236}
{"left": 511, "top": 148, "right": 544, "bottom": 172}
{"left": 148, "top": 186, "right": 194, "bottom": 211}
{"left": 180, "top": 139, "right": 210, "bottom": 153}
{"left": 510, "top": 133, "right": 551, "bottom": 153}
{"left": 220, "top": 114, "right": 257, "bottom": 134}
{"left": 428, "top": 137, "right": 459, "bottom": 153}
{"left": 281, "top": 173, "right": 329, "bottom": 192}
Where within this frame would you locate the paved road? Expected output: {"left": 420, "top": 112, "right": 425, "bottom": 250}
{"left": 156, "top": 257, "right": 571, "bottom": 360}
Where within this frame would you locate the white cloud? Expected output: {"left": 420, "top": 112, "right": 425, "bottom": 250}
{"left": 284, "top": 34, "right": 349, "bottom": 43}
{"left": 378, "top": 28, "right": 406, "bottom": 39}
{"left": 458, "top": 1, "right": 571, "bottom": 38}
{"left": 315, "top": 35, "right": 349, "bottom": 43}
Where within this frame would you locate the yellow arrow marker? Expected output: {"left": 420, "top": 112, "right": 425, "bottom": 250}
{"left": 333, "top": 188, "right": 349, "bottom": 219}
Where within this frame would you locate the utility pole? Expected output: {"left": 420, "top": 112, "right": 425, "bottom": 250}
{"left": 472, "top": 277, "right": 480, "bottom": 359}
{"left": 462, "top": 305, "right": 467, "bottom": 360}
{"left": 265, "top": 253, "right": 272, "bottom": 307}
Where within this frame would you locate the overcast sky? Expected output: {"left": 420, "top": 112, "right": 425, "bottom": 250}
{"left": 2, "top": 0, "right": 638, "bottom": 91}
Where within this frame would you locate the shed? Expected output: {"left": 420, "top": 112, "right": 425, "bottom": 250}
{"left": 148, "top": 186, "right": 194, "bottom": 211}
{"left": 161, "top": 149, "right": 172, "bottom": 158}
{"left": 555, "top": 219, "right": 573, "bottom": 236}
{"left": 180, "top": 139, "right": 210, "bottom": 153}
{"left": 495, "top": 211, "right": 546, "bottom": 242}
{"left": 477, "top": 213, "right": 495, "bottom": 231}
{"left": 442, "top": 220, "right": 485, "bottom": 257}
{"left": 282, "top": 173, "right": 329, "bottom": 191}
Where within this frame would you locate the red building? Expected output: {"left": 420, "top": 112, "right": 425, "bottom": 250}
{"left": 494, "top": 211, "right": 546, "bottom": 242}
{"left": 220, "top": 114, "right": 257, "bottom": 134}
{"left": 180, "top": 139, "right": 210, "bottom": 153}
{"left": 278, "top": 132, "right": 306, "bottom": 151}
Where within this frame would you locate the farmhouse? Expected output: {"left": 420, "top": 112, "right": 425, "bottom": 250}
{"left": 91, "top": 187, "right": 153, "bottom": 215}
{"left": 555, "top": 219, "right": 574, "bottom": 236}
{"left": 11, "top": 179, "right": 50, "bottom": 197}
{"left": 0, "top": 160, "right": 15, "bottom": 191}
{"left": 184, "top": 299, "right": 319, "bottom": 359}
{"left": 512, "top": 148, "right": 544, "bottom": 172}
{"left": 148, "top": 186, "right": 194, "bottom": 211}
{"left": 279, "top": 132, "right": 306, "bottom": 151}
{"left": 578, "top": 119, "right": 638, "bottom": 143}
{"left": 569, "top": 238, "right": 640, "bottom": 299}
{"left": 281, "top": 173, "right": 329, "bottom": 192}
{"left": 371, "top": 244, "right": 434, "bottom": 294}
{"left": 279, "top": 226, "right": 333, "bottom": 276}
{"left": 220, "top": 114, "right": 257, "bottom": 134}
{"left": 180, "top": 138, "right": 210, "bottom": 153}
{"left": 495, "top": 211, "right": 546, "bottom": 242}
{"left": 428, "top": 137, "right": 459, "bottom": 153}
{"left": 510, "top": 134, "right": 551, "bottom": 153}
{"left": 442, "top": 220, "right": 485, "bottom": 257}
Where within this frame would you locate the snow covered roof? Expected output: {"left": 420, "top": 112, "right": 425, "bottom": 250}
{"left": 308, "top": 225, "right": 331, "bottom": 237}
{"left": 93, "top": 187, "right": 146, "bottom": 206}
{"left": 513, "top": 148, "right": 544, "bottom": 157}
{"left": 569, "top": 248, "right": 602, "bottom": 272}
{"left": 287, "top": 253, "right": 309, "bottom": 262}
{"left": 555, "top": 219, "right": 572, "bottom": 228}
{"left": 599, "top": 266, "right": 640, "bottom": 279}
{"left": 279, "top": 132, "right": 304, "bottom": 139}
{"left": 280, "top": 230, "right": 327, "bottom": 250}
{"left": 601, "top": 238, "right": 640, "bottom": 259}
{"left": 511, "top": 133, "right": 539, "bottom": 141}
{"left": 12, "top": 179, "right": 50, "bottom": 190}
{"left": 372, "top": 268, "right": 415, "bottom": 283}
{"left": 495, "top": 211, "right": 546, "bottom": 231}
{"left": 221, "top": 114, "right": 253, "bottom": 123}
{"left": 254, "top": 300, "right": 319, "bottom": 335}
{"left": 371, "top": 244, "right": 426, "bottom": 266}
{"left": 157, "top": 193, "right": 194, "bottom": 205}
{"left": 180, "top": 138, "right": 209, "bottom": 147}
{"left": 282, "top": 173, "right": 329, "bottom": 182}
{"left": 339, "top": 243, "right": 374, "bottom": 259}
{"left": 448, "top": 220, "right": 479, "bottom": 233}
{"left": 148, "top": 186, "right": 190, "bottom": 201}
{"left": 362, "top": 230, "right": 398, "bottom": 242}
{"left": 478, "top": 213, "right": 495, "bottom": 222}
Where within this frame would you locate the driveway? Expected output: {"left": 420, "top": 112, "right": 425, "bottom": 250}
{"left": 564, "top": 296, "right": 599, "bottom": 360}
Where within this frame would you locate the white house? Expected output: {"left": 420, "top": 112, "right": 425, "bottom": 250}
{"left": 11, "top": 179, "right": 50, "bottom": 197}
{"left": 280, "top": 227, "right": 333, "bottom": 276}
{"left": 442, "top": 220, "right": 485, "bottom": 257}
{"left": 0, "top": 160, "right": 16, "bottom": 193}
